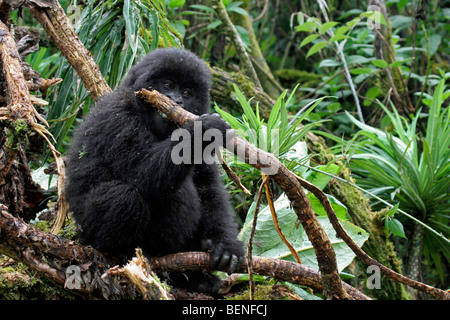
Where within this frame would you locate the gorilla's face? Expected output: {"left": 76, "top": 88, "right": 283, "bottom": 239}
{"left": 122, "top": 48, "right": 212, "bottom": 118}
{"left": 148, "top": 77, "right": 198, "bottom": 137}
{"left": 155, "top": 77, "right": 194, "bottom": 109}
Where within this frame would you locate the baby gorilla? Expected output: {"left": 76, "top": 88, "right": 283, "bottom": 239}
{"left": 65, "top": 48, "right": 244, "bottom": 294}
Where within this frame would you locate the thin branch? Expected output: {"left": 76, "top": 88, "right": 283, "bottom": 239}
{"left": 211, "top": 0, "right": 262, "bottom": 89}
{"left": 247, "top": 175, "right": 269, "bottom": 300}
{"left": 263, "top": 173, "right": 301, "bottom": 264}
{"left": 218, "top": 151, "right": 251, "bottom": 195}
{"left": 252, "top": 0, "right": 269, "bottom": 22}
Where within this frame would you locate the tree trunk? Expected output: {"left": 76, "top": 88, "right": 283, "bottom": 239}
{"left": 210, "top": 66, "right": 274, "bottom": 118}
{"left": 232, "top": 0, "right": 284, "bottom": 98}
{"left": 369, "top": 0, "right": 413, "bottom": 115}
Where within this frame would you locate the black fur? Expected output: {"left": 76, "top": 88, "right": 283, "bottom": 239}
{"left": 65, "top": 48, "right": 244, "bottom": 294}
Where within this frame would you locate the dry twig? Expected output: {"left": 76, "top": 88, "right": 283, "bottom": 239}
{"left": 263, "top": 173, "right": 301, "bottom": 264}
{"left": 246, "top": 175, "right": 269, "bottom": 300}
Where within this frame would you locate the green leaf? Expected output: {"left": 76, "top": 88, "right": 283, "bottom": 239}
{"left": 334, "top": 26, "right": 349, "bottom": 36}
{"left": 385, "top": 217, "right": 407, "bottom": 238}
{"left": 386, "top": 203, "right": 400, "bottom": 217}
{"left": 206, "top": 20, "right": 222, "bottom": 29}
{"left": 232, "top": 84, "right": 261, "bottom": 131}
{"left": 189, "top": 4, "right": 216, "bottom": 13}
{"left": 327, "top": 102, "right": 341, "bottom": 113}
{"left": 387, "top": 58, "right": 412, "bottom": 68}
{"left": 168, "top": 0, "right": 185, "bottom": 8}
{"left": 306, "top": 164, "right": 339, "bottom": 190}
{"left": 350, "top": 67, "right": 372, "bottom": 75}
{"left": 346, "top": 55, "right": 370, "bottom": 65}
{"left": 363, "top": 86, "right": 380, "bottom": 106}
{"left": 318, "top": 21, "right": 338, "bottom": 35}
{"left": 397, "top": 0, "right": 409, "bottom": 11}
{"left": 371, "top": 59, "right": 388, "bottom": 68}
{"left": 318, "top": 59, "right": 340, "bottom": 68}
{"left": 346, "top": 17, "right": 360, "bottom": 28}
{"left": 306, "top": 41, "right": 328, "bottom": 58}
{"left": 296, "top": 21, "right": 317, "bottom": 32}
{"left": 307, "top": 193, "right": 349, "bottom": 220}
{"left": 299, "top": 34, "right": 319, "bottom": 48}
{"left": 214, "top": 103, "right": 244, "bottom": 131}
{"left": 239, "top": 194, "right": 368, "bottom": 271}
{"left": 227, "top": 7, "right": 248, "bottom": 16}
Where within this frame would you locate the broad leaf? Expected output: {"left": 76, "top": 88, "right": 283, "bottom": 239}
{"left": 240, "top": 194, "right": 369, "bottom": 272}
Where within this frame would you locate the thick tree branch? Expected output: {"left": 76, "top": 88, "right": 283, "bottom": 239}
{"left": 211, "top": 0, "right": 261, "bottom": 89}
{"left": 0, "top": 205, "right": 163, "bottom": 299}
{"left": 151, "top": 252, "right": 369, "bottom": 300}
{"left": 0, "top": 205, "right": 369, "bottom": 300}
{"left": 26, "top": 0, "right": 111, "bottom": 101}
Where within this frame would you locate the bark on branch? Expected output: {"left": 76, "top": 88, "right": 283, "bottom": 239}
{"left": 211, "top": 0, "right": 261, "bottom": 89}
{"left": 151, "top": 252, "right": 369, "bottom": 300}
{"left": 26, "top": 0, "right": 111, "bottom": 101}
{"left": 0, "top": 15, "right": 67, "bottom": 234}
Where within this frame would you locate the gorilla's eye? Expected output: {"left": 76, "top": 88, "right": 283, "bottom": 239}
{"left": 163, "top": 80, "right": 174, "bottom": 90}
{"left": 182, "top": 89, "right": 193, "bottom": 97}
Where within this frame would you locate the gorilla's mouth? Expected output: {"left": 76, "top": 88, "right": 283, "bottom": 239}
{"left": 157, "top": 109, "right": 168, "bottom": 119}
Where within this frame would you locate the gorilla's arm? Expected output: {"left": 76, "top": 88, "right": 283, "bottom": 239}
{"left": 122, "top": 112, "right": 232, "bottom": 195}
{"left": 194, "top": 163, "right": 244, "bottom": 274}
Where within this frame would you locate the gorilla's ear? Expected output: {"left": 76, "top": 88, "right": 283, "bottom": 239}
{"left": 121, "top": 69, "right": 138, "bottom": 88}
{"left": 122, "top": 68, "right": 146, "bottom": 89}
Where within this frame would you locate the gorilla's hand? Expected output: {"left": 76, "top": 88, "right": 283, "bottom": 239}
{"left": 201, "top": 238, "right": 244, "bottom": 275}
{"left": 197, "top": 113, "right": 231, "bottom": 133}
{"left": 184, "top": 113, "right": 235, "bottom": 154}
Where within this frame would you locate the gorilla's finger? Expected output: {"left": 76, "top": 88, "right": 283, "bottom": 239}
{"left": 227, "top": 255, "right": 239, "bottom": 275}
{"left": 201, "top": 239, "right": 213, "bottom": 251}
{"left": 217, "top": 253, "right": 231, "bottom": 271}
{"left": 210, "top": 252, "right": 222, "bottom": 269}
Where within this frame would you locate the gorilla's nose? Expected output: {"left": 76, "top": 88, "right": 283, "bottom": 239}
{"left": 167, "top": 93, "right": 183, "bottom": 107}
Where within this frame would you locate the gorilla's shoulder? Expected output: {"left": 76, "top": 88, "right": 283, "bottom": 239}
{"left": 95, "top": 87, "right": 136, "bottom": 111}
{"left": 73, "top": 87, "right": 139, "bottom": 139}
